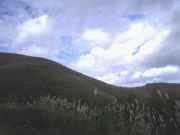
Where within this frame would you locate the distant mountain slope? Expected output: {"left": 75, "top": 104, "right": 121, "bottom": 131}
{"left": 133, "top": 83, "right": 180, "bottom": 99}
{"left": 0, "top": 52, "right": 180, "bottom": 103}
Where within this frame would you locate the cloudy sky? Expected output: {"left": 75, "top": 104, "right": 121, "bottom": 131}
{"left": 0, "top": 0, "right": 180, "bottom": 87}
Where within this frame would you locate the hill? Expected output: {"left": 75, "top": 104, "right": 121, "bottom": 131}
{"left": 0, "top": 52, "right": 129, "bottom": 103}
{"left": 0, "top": 52, "right": 180, "bottom": 102}
{"left": 0, "top": 52, "right": 180, "bottom": 135}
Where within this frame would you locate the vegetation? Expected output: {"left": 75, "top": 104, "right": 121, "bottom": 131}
{"left": 1, "top": 53, "right": 180, "bottom": 135}
{"left": 0, "top": 90, "right": 180, "bottom": 135}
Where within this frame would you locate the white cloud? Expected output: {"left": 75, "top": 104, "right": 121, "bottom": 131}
{"left": 18, "top": 44, "right": 59, "bottom": 60}
{"left": 134, "top": 29, "right": 170, "bottom": 63}
{"left": 143, "top": 65, "right": 179, "bottom": 78}
{"left": 75, "top": 22, "right": 168, "bottom": 69}
{"left": 97, "top": 73, "right": 119, "bottom": 84}
{"left": 132, "top": 71, "right": 142, "bottom": 79}
{"left": 76, "top": 54, "right": 95, "bottom": 69}
{"left": 128, "top": 65, "right": 180, "bottom": 86}
{"left": 16, "top": 15, "right": 50, "bottom": 43}
{"left": 73, "top": 22, "right": 171, "bottom": 86}
{"left": 10, "top": 14, "right": 63, "bottom": 61}
{"left": 132, "top": 65, "right": 179, "bottom": 79}
{"left": 120, "top": 70, "right": 129, "bottom": 76}
{"left": 19, "top": 45, "right": 49, "bottom": 57}
{"left": 80, "top": 22, "right": 168, "bottom": 68}
{"left": 82, "top": 29, "right": 111, "bottom": 46}
{"left": 74, "top": 48, "right": 106, "bottom": 75}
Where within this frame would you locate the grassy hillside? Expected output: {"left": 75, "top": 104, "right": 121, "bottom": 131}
{"left": 0, "top": 53, "right": 130, "bottom": 104}
{"left": 1, "top": 52, "right": 180, "bottom": 135}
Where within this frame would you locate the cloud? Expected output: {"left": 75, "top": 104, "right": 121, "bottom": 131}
{"left": 12, "top": 14, "right": 59, "bottom": 60}
{"left": 16, "top": 15, "right": 50, "bottom": 43}
{"left": 97, "top": 73, "right": 119, "bottom": 84}
{"left": 133, "top": 65, "right": 179, "bottom": 79}
{"left": 1, "top": 0, "right": 180, "bottom": 86}
{"left": 18, "top": 44, "right": 59, "bottom": 59}
{"left": 129, "top": 65, "right": 180, "bottom": 86}
{"left": 73, "top": 22, "right": 171, "bottom": 86}
{"left": 82, "top": 29, "right": 111, "bottom": 46}
{"left": 143, "top": 66, "right": 179, "bottom": 78}
{"left": 74, "top": 22, "right": 169, "bottom": 69}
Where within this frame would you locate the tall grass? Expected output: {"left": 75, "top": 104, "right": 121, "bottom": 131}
{"left": 0, "top": 90, "right": 180, "bottom": 135}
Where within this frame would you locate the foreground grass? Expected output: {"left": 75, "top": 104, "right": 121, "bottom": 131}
{"left": 0, "top": 90, "right": 180, "bottom": 135}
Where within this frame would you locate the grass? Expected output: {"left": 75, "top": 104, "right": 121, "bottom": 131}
{"left": 0, "top": 91, "right": 180, "bottom": 135}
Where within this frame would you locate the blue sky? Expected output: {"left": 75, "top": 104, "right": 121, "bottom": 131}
{"left": 0, "top": 0, "right": 180, "bottom": 86}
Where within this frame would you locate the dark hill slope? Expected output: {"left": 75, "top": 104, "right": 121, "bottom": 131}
{"left": 0, "top": 53, "right": 180, "bottom": 103}
{"left": 0, "top": 53, "right": 128, "bottom": 103}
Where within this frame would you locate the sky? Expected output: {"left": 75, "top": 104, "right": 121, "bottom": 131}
{"left": 0, "top": 0, "right": 180, "bottom": 87}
